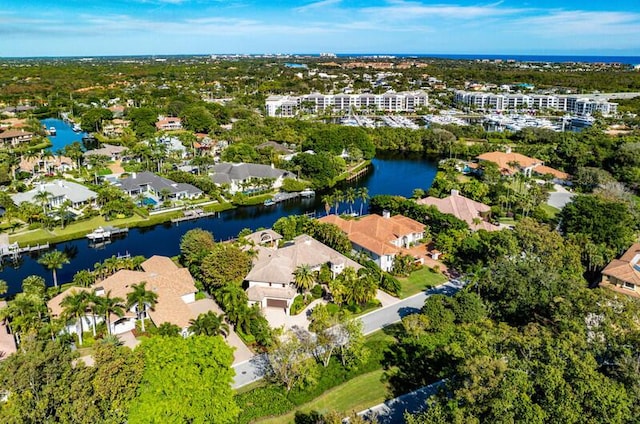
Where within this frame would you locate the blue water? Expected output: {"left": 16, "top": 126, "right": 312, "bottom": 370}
{"left": 0, "top": 154, "right": 437, "bottom": 295}
{"left": 41, "top": 118, "right": 87, "bottom": 153}
{"left": 338, "top": 54, "right": 640, "bottom": 65}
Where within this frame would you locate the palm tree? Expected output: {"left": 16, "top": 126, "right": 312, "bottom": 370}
{"left": 60, "top": 290, "right": 89, "bottom": 346}
{"left": 0, "top": 279, "right": 7, "bottom": 297}
{"left": 126, "top": 281, "right": 158, "bottom": 333}
{"left": 72, "top": 269, "right": 96, "bottom": 288}
{"left": 33, "top": 190, "right": 52, "bottom": 215}
{"left": 57, "top": 199, "right": 73, "bottom": 229}
{"left": 188, "top": 311, "right": 229, "bottom": 337}
{"left": 333, "top": 189, "right": 343, "bottom": 215}
{"left": 293, "top": 264, "right": 315, "bottom": 294}
{"left": 321, "top": 194, "right": 333, "bottom": 216}
{"left": 21, "top": 275, "right": 46, "bottom": 298}
{"left": 357, "top": 187, "right": 369, "bottom": 216}
{"left": 345, "top": 187, "right": 357, "bottom": 214}
{"left": 38, "top": 250, "right": 70, "bottom": 287}
{"left": 94, "top": 290, "right": 125, "bottom": 335}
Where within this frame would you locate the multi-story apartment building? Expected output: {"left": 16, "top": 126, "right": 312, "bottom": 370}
{"left": 454, "top": 91, "right": 618, "bottom": 116}
{"left": 265, "top": 91, "right": 428, "bottom": 117}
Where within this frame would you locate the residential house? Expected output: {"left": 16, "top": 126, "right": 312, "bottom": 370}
{"left": 417, "top": 189, "right": 500, "bottom": 232}
{"left": 319, "top": 212, "right": 425, "bottom": 272}
{"left": 11, "top": 180, "right": 97, "bottom": 210}
{"left": 83, "top": 144, "right": 128, "bottom": 162}
{"left": 245, "top": 233, "right": 361, "bottom": 314}
{"left": 600, "top": 243, "right": 640, "bottom": 298}
{"left": 102, "top": 119, "right": 130, "bottom": 137}
{"left": 210, "top": 162, "right": 295, "bottom": 194}
{"left": 0, "top": 129, "right": 33, "bottom": 147}
{"left": 476, "top": 149, "right": 569, "bottom": 182}
{"left": 47, "top": 256, "right": 214, "bottom": 336}
{"left": 158, "top": 136, "right": 188, "bottom": 159}
{"left": 19, "top": 155, "right": 75, "bottom": 176}
{"left": 155, "top": 116, "right": 182, "bottom": 131}
{"left": 0, "top": 300, "right": 17, "bottom": 361}
{"left": 243, "top": 229, "right": 283, "bottom": 249}
{"left": 114, "top": 171, "right": 202, "bottom": 201}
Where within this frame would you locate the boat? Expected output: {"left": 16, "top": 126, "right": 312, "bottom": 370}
{"left": 300, "top": 188, "right": 315, "bottom": 198}
{"left": 86, "top": 227, "right": 111, "bottom": 241}
{"left": 72, "top": 124, "right": 82, "bottom": 132}
{"left": 49, "top": 127, "right": 57, "bottom": 136}
{"left": 570, "top": 115, "right": 595, "bottom": 127}
{"left": 263, "top": 199, "right": 276, "bottom": 206}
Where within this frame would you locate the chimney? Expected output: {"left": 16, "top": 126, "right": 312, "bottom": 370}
{"left": 382, "top": 209, "right": 390, "bottom": 219}
{"left": 451, "top": 189, "right": 459, "bottom": 196}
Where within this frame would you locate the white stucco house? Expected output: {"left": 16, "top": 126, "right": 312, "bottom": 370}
{"left": 210, "top": 162, "right": 295, "bottom": 194}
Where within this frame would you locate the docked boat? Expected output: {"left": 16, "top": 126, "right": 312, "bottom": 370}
{"left": 86, "top": 226, "right": 111, "bottom": 241}
{"left": 300, "top": 188, "right": 315, "bottom": 198}
{"left": 263, "top": 198, "right": 276, "bottom": 206}
{"left": 49, "top": 127, "right": 57, "bottom": 136}
{"left": 72, "top": 124, "right": 82, "bottom": 132}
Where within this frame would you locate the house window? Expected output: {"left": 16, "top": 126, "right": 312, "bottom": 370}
{"left": 623, "top": 281, "right": 636, "bottom": 290}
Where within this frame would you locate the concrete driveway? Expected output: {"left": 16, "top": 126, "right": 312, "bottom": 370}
{"left": 547, "top": 184, "right": 576, "bottom": 209}
{"left": 262, "top": 298, "right": 327, "bottom": 331}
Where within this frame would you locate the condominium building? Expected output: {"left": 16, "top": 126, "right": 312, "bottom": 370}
{"left": 454, "top": 91, "right": 618, "bottom": 116}
{"left": 265, "top": 91, "right": 428, "bottom": 117}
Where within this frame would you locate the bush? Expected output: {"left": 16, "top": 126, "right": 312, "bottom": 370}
{"left": 28, "top": 222, "right": 43, "bottom": 230}
{"left": 310, "top": 284, "right": 323, "bottom": 299}
{"left": 235, "top": 386, "right": 294, "bottom": 424}
{"left": 290, "top": 295, "right": 306, "bottom": 315}
{"left": 281, "top": 178, "right": 309, "bottom": 192}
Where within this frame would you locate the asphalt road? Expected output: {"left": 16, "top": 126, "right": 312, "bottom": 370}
{"left": 232, "top": 279, "right": 465, "bottom": 388}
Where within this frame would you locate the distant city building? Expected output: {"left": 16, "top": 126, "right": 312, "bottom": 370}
{"left": 265, "top": 91, "right": 429, "bottom": 117}
{"left": 454, "top": 90, "right": 618, "bottom": 116}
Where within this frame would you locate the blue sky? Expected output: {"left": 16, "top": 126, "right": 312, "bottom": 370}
{"left": 1, "top": 0, "right": 639, "bottom": 57}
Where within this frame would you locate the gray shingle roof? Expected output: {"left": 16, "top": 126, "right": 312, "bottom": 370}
{"left": 115, "top": 171, "right": 202, "bottom": 196}
{"left": 12, "top": 180, "right": 97, "bottom": 205}
{"left": 211, "top": 162, "right": 292, "bottom": 182}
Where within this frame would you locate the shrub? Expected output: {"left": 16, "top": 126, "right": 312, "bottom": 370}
{"left": 28, "top": 222, "right": 43, "bottom": 230}
{"left": 310, "top": 284, "right": 323, "bottom": 299}
{"left": 290, "top": 295, "right": 306, "bottom": 315}
{"left": 281, "top": 178, "right": 309, "bottom": 192}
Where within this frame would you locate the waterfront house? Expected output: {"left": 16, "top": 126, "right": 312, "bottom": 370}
{"left": 19, "top": 155, "right": 75, "bottom": 176}
{"left": 114, "top": 171, "right": 203, "bottom": 201}
{"left": 476, "top": 149, "right": 569, "bottom": 182}
{"left": 210, "top": 162, "right": 295, "bottom": 194}
{"left": 83, "top": 144, "right": 128, "bottom": 162}
{"left": 11, "top": 180, "right": 97, "bottom": 210}
{"left": 245, "top": 234, "right": 361, "bottom": 314}
{"left": 600, "top": 243, "right": 640, "bottom": 298}
{"left": 417, "top": 190, "right": 499, "bottom": 232}
{"left": 319, "top": 212, "right": 425, "bottom": 272}
{"left": 47, "top": 256, "right": 212, "bottom": 336}
{"left": 0, "top": 129, "right": 33, "bottom": 147}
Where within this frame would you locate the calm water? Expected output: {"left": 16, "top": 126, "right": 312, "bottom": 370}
{"left": 0, "top": 153, "right": 437, "bottom": 295}
{"left": 41, "top": 118, "right": 87, "bottom": 153}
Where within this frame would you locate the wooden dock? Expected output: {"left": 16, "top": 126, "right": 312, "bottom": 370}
{"left": 0, "top": 243, "right": 50, "bottom": 261}
{"left": 171, "top": 209, "right": 217, "bottom": 223}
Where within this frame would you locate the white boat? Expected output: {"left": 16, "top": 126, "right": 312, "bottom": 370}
{"left": 49, "top": 127, "right": 57, "bottom": 136}
{"left": 86, "top": 226, "right": 111, "bottom": 241}
{"left": 571, "top": 115, "right": 595, "bottom": 127}
{"left": 72, "top": 124, "right": 82, "bottom": 132}
{"left": 263, "top": 198, "right": 276, "bottom": 206}
{"left": 300, "top": 188, "right": 315, "bottom": 198}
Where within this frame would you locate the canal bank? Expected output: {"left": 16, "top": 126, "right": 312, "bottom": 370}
{"left": 0, "top": 153, "right": 438, "bottom": 295}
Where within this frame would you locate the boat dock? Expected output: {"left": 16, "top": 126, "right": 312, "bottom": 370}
{"left": 171, "top": 209, "right": 217, "bottom": 223}
{"left": 273, "top": 192, "right": 300, "bottom": 203}
{"left": 0, "top": 243, "right": 50, "bottom": 261}
{"left": 86, "top": 226, "right": 129, "bottom": 242}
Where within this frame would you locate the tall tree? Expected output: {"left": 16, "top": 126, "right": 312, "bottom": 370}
{"left": 37, "top": 250, "right": 70, "bottom": 288}
{"left": 293, "top": 264, "right": 316, "bottom": 294}
{"left": 95, "top": 290, "right": 125, "bottom": 335}
{"left": 60, "top": 290, "right": 89, "bottom": 346}
{"left": 126, "top": 282, "right": 158, "bottom": 333}
{"left": 188, "top": 311, "right": 229, "bottom": 337}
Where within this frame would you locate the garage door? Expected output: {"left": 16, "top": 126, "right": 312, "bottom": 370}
{"left": 266, "top": 298, "right": 288, "bottom": 309}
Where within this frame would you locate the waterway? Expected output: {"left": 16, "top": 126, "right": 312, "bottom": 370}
{"left": 40, "top": 118, "right": 87, "bottom": 152}
{"left": 0, "top": 152, "right": 437, "bottom": 295}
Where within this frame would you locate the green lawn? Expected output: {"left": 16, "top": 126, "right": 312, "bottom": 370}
{"left": 256, "top": 370, "right": 389, "bottom": 424}
{"left": 398, "top": 266, "right": 447, "bottom": 298}
{"left": 539, "top": 203, "right": 560, "bottom": 218}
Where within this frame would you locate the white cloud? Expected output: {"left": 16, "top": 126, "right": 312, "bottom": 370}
{"left": 295, "top": 0, "right": 341, "bottom": 13}
{"left": 512, "top": 10, "right": 640, "bottom": 37}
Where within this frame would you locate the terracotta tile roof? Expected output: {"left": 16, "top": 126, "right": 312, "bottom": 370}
{"left": 246, "top": 285, "right": 298, "bottom": 302}
{"left": 319, "top": 213, "right": 425, "bottom": 256}
{"left": 0, "top": 129, "right": 33, "bottom": 140}
{"left": 47, "top": 256, "right": 199, "bottom": 330}
{"left": 477, "top": 151, "right": 542, "bottom": 173}
{"left": 417, "top": 191, "right": 499, "bottom": 232}
{"left": 602, "top": 244, "right": 640, "bottom": 286}
{"left": 534, "top": 165, "right": 570, "bottom": 180}
{"left": 0, "top": 301, "right": 17, "bottom": 360}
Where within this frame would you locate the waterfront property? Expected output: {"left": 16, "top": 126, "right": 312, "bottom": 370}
{"left": 319, "top": 212, "right": 425, "bottom": 272}
{"left": 114, "top": 171, "right": 203, "bottom": 202}
{"left": 418, "top": 189, "right": 499, "bottom": 232}
{"left": 0, "top": 129, "right": 33, "bottom": 147}
{"left": 600, "top": 243, "right": 640, "bottom": 298}
{"left": 18, "top": 155, "right": 75, "bottom": 176}
{"left": 47, "top": 256, "right": 213, "bottom": 336}
{"left": 266, "top": 90, "right": 429, "bottom": 117}
{"left": 245, "top": 233, "right": 361, "bottom": 314}
{"left": 476, "top": 149, "right": 569, "bottom": 182}
{"left": 210, "top": 162, "right": 295, "bottom": 194}
{"left": 11, "top": 180, "right": 97, "bottom": 210}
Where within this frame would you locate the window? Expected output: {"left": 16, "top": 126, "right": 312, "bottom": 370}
{"left": 623, "top": 281, "right": 636, "bottom": 290}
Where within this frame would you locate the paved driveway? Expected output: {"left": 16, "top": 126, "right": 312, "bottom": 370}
{"left": 547, "top": 184, "right": 576, "bottom": 209}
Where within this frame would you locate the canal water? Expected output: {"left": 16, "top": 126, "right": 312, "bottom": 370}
{"left": 0, "top": 152, "right": 437, "bottom": 295}
{"left": 41, "top": 118, "right": 88, "bottom": 152}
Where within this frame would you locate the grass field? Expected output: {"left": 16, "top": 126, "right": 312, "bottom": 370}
{"left": 255, "top": 370, "right": 389, "bottom": 424}
{"left": 397, "top": 266, "right": 447, "bottom": 298}
{"left": 539, "top": 203, "right": 560, "bottom": 218}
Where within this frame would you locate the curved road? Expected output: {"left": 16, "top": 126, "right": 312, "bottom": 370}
{"left": 232, "top": 279, "right": 465, "bottom": 388}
